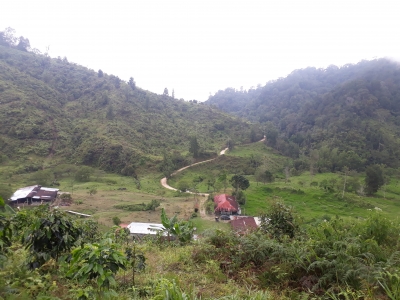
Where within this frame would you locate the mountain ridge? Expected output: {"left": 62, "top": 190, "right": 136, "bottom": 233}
{"left": 206, "top": 59, "right": 400, "bottom": 171}
{"left": 0, "top": 45, "right": 262, "bottom": 176}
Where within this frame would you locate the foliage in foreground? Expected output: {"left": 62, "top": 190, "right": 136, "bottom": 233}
{"left": 1, "top": 203, "right": 400, "bottom": 299}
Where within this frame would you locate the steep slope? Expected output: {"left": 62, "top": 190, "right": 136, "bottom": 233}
{"left": 206, "top": 59, "right": 400, "bottom": 170}
{"left": 0, "top": 45, "right": 262, "bottom": 174}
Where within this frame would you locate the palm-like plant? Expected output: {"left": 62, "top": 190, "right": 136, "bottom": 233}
{"left": 151, "top": 208, "right": 194, "bottom": 244}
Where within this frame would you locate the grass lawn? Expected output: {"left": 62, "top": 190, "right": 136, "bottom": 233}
{"left": 243, "top": 172, "right": 400, "bottom": 222}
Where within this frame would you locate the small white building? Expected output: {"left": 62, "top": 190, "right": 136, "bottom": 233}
{"left": 126, "top": 222, "right": 166, "bottom": 239}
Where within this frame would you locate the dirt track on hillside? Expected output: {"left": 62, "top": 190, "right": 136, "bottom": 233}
{"left": 160, "top": 147, "right": 228, "bottom": 218}
{"left": 160, "top": 135, "right": 265, "bottom": 218}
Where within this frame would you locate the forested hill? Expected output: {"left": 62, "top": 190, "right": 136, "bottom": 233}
{"left": 0, "top": 45, "right": 261, "bottom": 175}
{"left": 206, "top": 59, "right": 400, "bottom": 171}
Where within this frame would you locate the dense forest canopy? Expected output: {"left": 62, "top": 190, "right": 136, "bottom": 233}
{"left": 207, "top": 59, "right": 400, "bottom": 171}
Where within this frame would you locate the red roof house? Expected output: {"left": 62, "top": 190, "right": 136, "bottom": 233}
{"left": 214, "top": 194, "right": 239, "bottom": 214}
{"left": 230, "top": 217, "right": 258, "bottom": 234}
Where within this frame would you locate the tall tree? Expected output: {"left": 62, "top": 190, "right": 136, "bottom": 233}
{"left": 128, "top": 77, "right": 136, "bottom": 90}
{"left": 189, "top": 136, "right": 200, "bottom": 158}
{"left": 218, "top": 170, "right": 229, "bottom": 192}
{"left": 16, "top": 36, "right": 30, "bottom": 51}
{"left": 230, "top": 175, "right": 250, "bottom": 194}
{"left": 160, "top": 151, "right": 175, "bottom": 178}
{"left": 365, "top": 164, "right": 384, "bottom": 195}
{"left": 0, "top": 27, "right": 17, "bottom": 46}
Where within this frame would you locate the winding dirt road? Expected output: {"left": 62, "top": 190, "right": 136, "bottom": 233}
{"left": 160, "top": 147, "right": 229, "bottom": 196}
{"left": 160, "top": 147, "right": 228, "bottom": 218}
{"left": 160, "top": 136, "right": 265, "bottom": 218}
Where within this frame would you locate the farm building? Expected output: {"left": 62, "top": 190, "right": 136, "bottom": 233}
{"left": 9, "top": 185, "right": 59, "bottom": 206}
{"left": 230, "top": 216, "right": 258, "bottom": 234}
{"left": 214, "top": 194, "right": 240, "bottom": 215}
{"left": 126, "top": 222, "right": 166, "bottom": 239}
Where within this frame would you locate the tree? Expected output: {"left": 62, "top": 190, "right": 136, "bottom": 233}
{"left": 163, "top": 88, "right": 169, "bottom": 96}
{"left": 260, "top": 201, "right": 298, "bottom": 240}
{"left": 128, "top": 77, "right": 136, "bottom": 90}
{"left": 125, "top": 244, "right": 146, "bottom": 286}
{"left": 235, "top": 190, "right": 247, "bottom": 205}
{"left": 230, "top": 175, "right": 250, "bottom": 194}
{"left": 250, "top": 128, "right": 258, "bottom": 142}
{"left": 218, "top": 170, "right": 229, "bottom": 192}
{"left": 159, "top": 151, "right": 175, "bottom": 178}
{"left": 0, "top": 215, "right": 12, "bottom": 254}
{"left": 177, "top": 180, "right": 190, "bottom": 192}
{"left": 265, "top": 122, "right": 278, "bottom": 147}
{"left": 227, "top": 139, "right": 234, "bottom": 150}
{"left": 0, "top": 27, "right": 17, "bottom": 46}
{"left": 249, "top": 154, "right": 262, "bottom": 169}
{"left": 0, "top": 184, "right": 13, "bottom": 202}
{"left": 341, "top": 166, "right": 349, "bottom": 198}
{"left": 106, "top": 105, "right": 114, "bottom": 120}
{"left": 29, "top": 169, "right": 53, "bottom": 186}
{"left": 365, "top": 164, "right": 384, "bottom": 195}
{"left": 152, "top": 208, "right": 194, "bottom": 244}
{"left": 255, "top": 169, "right": 274, "bottom": 185}
{"left": 16, "top": 36, "right": 30, "bottom": 51}
{"left": 23, "top": 208, "right": 82, "bottom": 268}
{"left": 189, "top": 136, "right": 200, "bottom": 158}
{"left": 75, "top": 166, "right": 93, "bottom": 182}
{"left": 112, "top": 216, "right": 121, "bottom": 226}
{"left": 309, "top": 149, "right": 319, "bottom": 176}
{"left": 67, "top": 238, "right": 127, "bottom": 291}
{"left": 98, "top": 69, "right": 104, "bottom": 77}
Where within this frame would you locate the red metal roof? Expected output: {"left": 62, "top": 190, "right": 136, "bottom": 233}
{"left": 230, "top": 217, "right": 258, "bottom": 233}
{"left": 214, "top": 194, "right": 239, "bottom": 213}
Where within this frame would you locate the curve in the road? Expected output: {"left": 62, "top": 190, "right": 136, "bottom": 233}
{"left": 160, "top": 147, "right": 228, "bottom": 196}
{"left": 160, "top": 136, "right": 266, "bottom": 194}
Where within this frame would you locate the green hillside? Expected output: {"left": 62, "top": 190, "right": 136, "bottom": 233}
{"left": 2, "top": 30, "right": 400, "bottom": 300}
{"left": 206, "top": 59, "right": 400, "bottom": 171}
{"left": 0, "top": 45, "right": 261, "bottom": 176}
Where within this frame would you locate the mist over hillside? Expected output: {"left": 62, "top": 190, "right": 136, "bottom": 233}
{"left": 207, "top": 59, "right": 400, "bottom": 171}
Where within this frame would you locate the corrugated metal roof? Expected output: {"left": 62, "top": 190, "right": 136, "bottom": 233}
{"left": 10, "top": 185, "right": 38, "bottom": 201}
{"left": 10, "top": 185, "right": 59, "bottom": 201}
{"left": 127, "top": 222, "right": 165, "bottom": 235}
{"left": 230, "top": 217, "right": 258, "bottom": 233}
{"left": 40, "top": 187, "right": 60, "bottom": 192}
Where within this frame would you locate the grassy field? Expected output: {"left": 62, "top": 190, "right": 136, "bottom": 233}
{"left": 244, "top": 173, "right": 400, "bottom": 222}
{"left": 162, "top": 143, "right": 400, "bottom": 223}
{"left": 0, "top": 161, "right": 220, "bottom": 230}
{"left": 3, "top": 140, "right": 400, "bottom": 230}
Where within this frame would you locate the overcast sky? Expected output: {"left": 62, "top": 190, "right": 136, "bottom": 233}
{"left": 1, "top": 0, "right": 399, "bottom": 101}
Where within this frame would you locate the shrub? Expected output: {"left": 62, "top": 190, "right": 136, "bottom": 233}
{"left": 260, "top": 201, "right": 298, "bottom": 240}
{"left": 74, "top": 166, "right": 93, "bottom": 182}
{"left": 67, "top": 238, "right": 127, "bottom": 290}
{"left": 23, "top": 207, "right": 82, "bottom": 268}
{"left": 114, "top": 199, "right": 160, "bottom": 212}
{"left": 177, "top": 180, "right": 190, "bottom": 192}
{"left": 112, "top": 216, "right": 121, "bottom": 226}
{"left": 60, "top": 193, "right": 72, "bottom": 202}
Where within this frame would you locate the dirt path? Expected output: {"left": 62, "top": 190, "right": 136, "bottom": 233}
{"left": 160, "top": 147, "right": 228, "bottom": 193}
{"left": 160, "top": 136, "right": 266, "bottom": 218}
{"left": 160, "top": 147, "right": 228, "bottom": 218}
